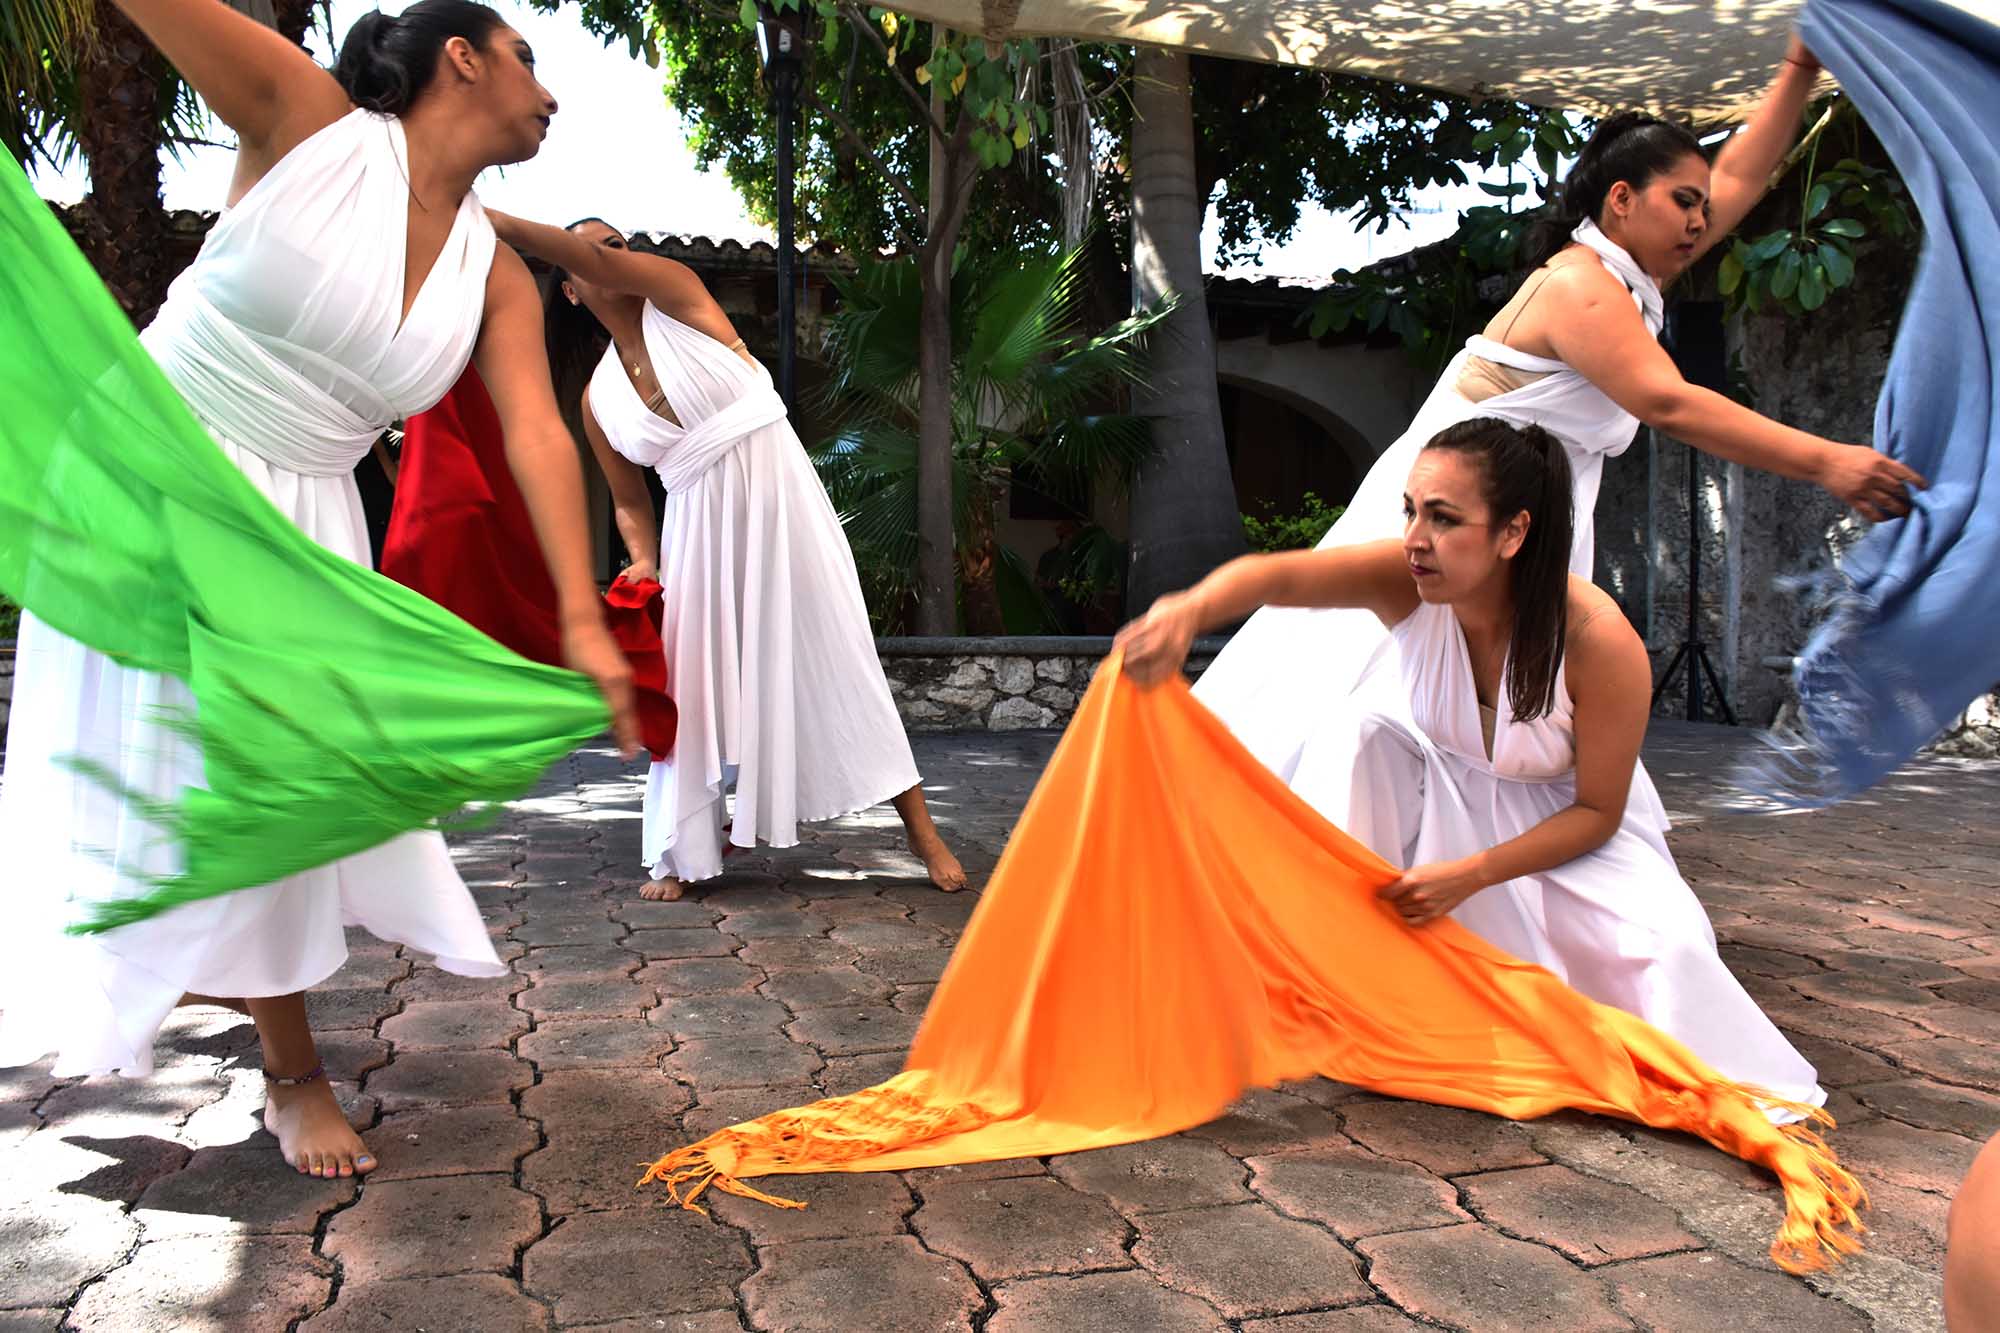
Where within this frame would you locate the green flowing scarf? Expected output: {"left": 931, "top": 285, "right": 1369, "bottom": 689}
{"left": 0, "top": 155, "right": 609, "bottom": 931}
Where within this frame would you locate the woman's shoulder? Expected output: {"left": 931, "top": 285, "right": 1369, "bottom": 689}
{"left": 1562, "top": 577, "right": 1648, "bottom": 681}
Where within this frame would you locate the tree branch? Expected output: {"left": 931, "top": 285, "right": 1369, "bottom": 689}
{"left": 836, "top": 1, "right": 950, "bottom": 142}
{"left": 802, "top": 88, "right": 926, "bottom": 230}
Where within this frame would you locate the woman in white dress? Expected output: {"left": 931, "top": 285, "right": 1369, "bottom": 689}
{"left": 0, "top": 0, "right": 638, "bottom": 1178}
{"left": 1118, "top": 416, "right": 1822, "bottom": 1109}
{"left": 480, "top": 214, "right": 966, "bottom": 902}
{"left": 1195, "top": 36, "right": 1925, "bottom": 783}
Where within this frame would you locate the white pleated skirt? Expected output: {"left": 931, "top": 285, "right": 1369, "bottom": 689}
{"left": 642, "top": 419, "right": 920, "bottom": 883}
{"left": 0, "top": 435, "right": 503, "bottom": 1080}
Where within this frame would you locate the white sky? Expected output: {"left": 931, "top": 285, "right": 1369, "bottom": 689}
{"left": 28, "top": 0, "right": 1487, "bottom": 281}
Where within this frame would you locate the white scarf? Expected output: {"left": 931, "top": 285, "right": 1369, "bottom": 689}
{"left": 1570, "top": 219, "right": 1664, "bottom": 334}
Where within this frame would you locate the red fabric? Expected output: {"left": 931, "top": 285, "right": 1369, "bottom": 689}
{"left": 383, "top": 367, "right": 677, "bottom": 759}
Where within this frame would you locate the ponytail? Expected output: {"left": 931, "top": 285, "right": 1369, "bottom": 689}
{"left": 1422, "top": 417, "right": 1575, "bottom": 720}
{"left": 333, "top": 1, "right": 506, "bottom": 115}
{"left": 541, "top": 218, "right": 615, "bottom": 414}
{"left": 1522, "top": 112, "right": 1706, "bottom": 270}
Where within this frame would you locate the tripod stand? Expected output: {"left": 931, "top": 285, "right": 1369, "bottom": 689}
{"left": 1650, "top": 301, "right": 1735, "bottom": 725}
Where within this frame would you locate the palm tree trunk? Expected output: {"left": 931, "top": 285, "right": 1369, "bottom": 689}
{"left": 915, "top": 110, "right": 957, "bottom": 634}
{"left": 913, "top": 67, "right": 979, "bottom": 635}
{"left": 75, "top": 0, "right": 171, "bottom": 324}
{"left": 1125, "top": 45, "right": 1245, "bottom": 612}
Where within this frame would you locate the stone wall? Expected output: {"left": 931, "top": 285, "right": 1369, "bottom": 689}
{"left": 0, "top": 645, "right": 11, "bottom": 740}
{"left": 878, "top": 637, "right": 1225, "bottom": 732}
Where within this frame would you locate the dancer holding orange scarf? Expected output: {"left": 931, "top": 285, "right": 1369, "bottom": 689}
{"left": 643, "top": 418, "right": 1859, "bottom": 1275}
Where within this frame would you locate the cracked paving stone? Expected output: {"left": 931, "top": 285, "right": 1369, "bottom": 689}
{"left": 1461, "top": 1164, "right": 1701, "bottom": 1265}
{"left": 757, "top": 966, "right": 892, "bottom": 1010}
{"left": 304, "top": 987, "right": 404, "bottom": 1031}
{"left": 1360, "top": 1223, "right": 1630, "bottom": 1333}
{"left": 297, "top": 1274, "right": 551, "bottom": 1332}
{"left": 0, "top": 1196, "right": 140, "bottom": 1307}
{"left": 0, "top": 1313, "right": 65, "bottom": 1332}
{"left": 518, "top": 1019, "right": 677, "bottom": 1071}
{"left": 742, "top": 1235, "right": 981, "bottom": 1333}
{"left": 710, "top": 1169, "right": 914, "bottom": 1243}
{"left": 525, "top": 1206, "right": 751, "bottom": 1325}
{"left": 665, "top": 1036, "right": 821, "bottom": 1090}
{"left": 785, "top": 1004, "right": 923, "bottom": 1056}
{"left": 0, "top": 1128, "right": 191, "bottom": 1207}
{"left": 133, "top": 1144, "right": 354, "bottom": 1235}
{"left": 520, "top": 976, "right": 661, "bottom": 1020}
{"left": 1852, "top": 1079, "right": 2000, "bottom": 1138}
{"left": 520, "top": 1069, "right": 692, "bottom": 1131}
{"left": 365, "top": 1051, "right": 533, "bottom": 1110}
{"left": 394, "top": 965, "right": 527, "bottom": 1003}
{"left": 366, "top": 1105, "right": 541, "bottom": 1181}
{"left": 852, "top": 947, "right": 956, "bottom": 985}
{"left": 1185, "top": 1088, "right": 1348, "bottom": 1157}
{"left": 679, "top": 1084, "right": 822, "bottom": 1139}
{"left": 1603, "top": 1252, "right": 1872, "bottom": 1331}
{"left": 738, "top": 938, "right": 857, "bottom": 972}
{"left": 639, "top": 956, "right": 765, "bottom": 995}
{"left": 561, "top": 1312, "right": 744, "bottom": 1333}
{"left": 1821, "top": 1118, "right": 1982, "bottom": 1193}
{"left": 36, "top": 1067, "right": 224, "bottom": 1138}
{"left": 818, "top": 1051, "right": 906, "bottom": 1096}
{"left": 379, "top": 1000, "right": 527, "bottom": 1052}
{"left": 913, "top": 1175, "right": 1131, "bottom": 1281}
{"left": 513, "top": 915, "right": 625, "bottom": 948}
{"left": 1339, "top": 1101, "right": 1545, "bottom": 1176}
{"left": 650, "top": 992, "right": 793, "bottom": 1039}
{"left": 324, "top": 1175, "right": 542, "bottom": 1281}
{"left": 517, "top": 945, "right": 641, "bottom": 977}
{"left": 69, "top": 1235, "right": 333, "bottom": 1332}
{"left": 1249, "top": 1144, "right": 1469, "bottom": 1239}
{"left": 625, "top": 928, "right": 743, "bottom": 960}
{"left": 891, "top": 984, "right": 936, "bottom": 1015}
{"left": 1884, "top": 1037, "right": 2000, "bottom": 1090}
{"left": 714, "top": 907, "right": 828, "bottom": 939}
{"left": 900, "top": 1157, "right": 1050, "bottom": 1186}
{"left": 1048, "top": 1136, "right": 1252, "bottom": 1215}
{"left": 988, "top": 1270, "right": 1227, "bottom": 1333}
{"left": 1134, "top": 1200, "right": 1369, "bottom": 1319}
{"left": 1238, "top": 1311, "right": 1429, "bottom": 1333}
{"left": 828, "top": 919, "right": 947, "bottom": 952}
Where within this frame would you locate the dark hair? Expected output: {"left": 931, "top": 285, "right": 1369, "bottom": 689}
{"left": 1421, "top": 417, "right": 1575, "bottom": 721}
{"left": 1522, "top": 112, "right": 1705, "bottom": 269}
{"left": 542, "top": 217, "right": 615, "bottom": 413}
{"left": 333, "top": 1, "right": 507, "bottom": 115}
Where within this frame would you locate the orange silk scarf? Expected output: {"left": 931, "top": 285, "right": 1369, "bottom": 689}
{"left": 642, "top": 660, "right": 1864, "bottom": 1273}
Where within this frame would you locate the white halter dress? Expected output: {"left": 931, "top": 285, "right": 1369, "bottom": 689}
{"left": 1296, "top": 599, "right": 1823, "bottom": 1110}
{"left": 1195, "top": 222, "right": 1661, "bottom": 782}
{"left": 586, "top": 302, "right": 920, "bottom": 883}
{"left": 0, "top": 109, "right": 505, "bottom": 1078}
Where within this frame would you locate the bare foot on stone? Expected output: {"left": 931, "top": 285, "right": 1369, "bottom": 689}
{"left": 640, "top": 876, "right": 686, "bottom": 902}
{"left": 910, "top": 828, "right": 967, "bottom": 892}
{"left": 264, "top": 1077, "right": 375, "bottom": 1178}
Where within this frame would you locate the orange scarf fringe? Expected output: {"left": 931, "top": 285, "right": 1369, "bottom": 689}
{"left": 640, "top": 663, "right": 1866, "bottom": 1274}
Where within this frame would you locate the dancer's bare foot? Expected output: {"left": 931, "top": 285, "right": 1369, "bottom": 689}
{"left": 641, "top": 876, "right": 686, "bottom": 902}
{"left": 909, "top": 827, "right": 967, "bottom": 892}
{"left": 263, "top": 1069, "right": 375, "bottom": 1178}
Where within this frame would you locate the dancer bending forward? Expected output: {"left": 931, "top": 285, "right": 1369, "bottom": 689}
{"left": 0, "top": 0, "right": 638, "bottom": 1177}
{"left": 1119, "top": 417, "right": 1822, "bottom": 1109}
{"left": 491, "top": 213, "right": 964, "bottom": 901}
{"left": 1194, "top": 35, "right": 1923, "bottom": 783}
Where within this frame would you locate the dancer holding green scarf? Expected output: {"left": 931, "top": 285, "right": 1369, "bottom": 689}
{"left": 0, "top": 0, "right": 635, "bottom": 1180}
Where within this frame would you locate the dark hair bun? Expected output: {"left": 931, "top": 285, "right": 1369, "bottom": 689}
{"left": 332, "top": 2, "right": 506, "bottom": 116}
{"left": 1521, "top": 112, "right": 1704, "bottom": 270}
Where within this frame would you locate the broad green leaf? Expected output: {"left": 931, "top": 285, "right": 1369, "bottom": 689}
{"left": 1818, "top": 241, "right": 1856, "bottom": 287}
{"left": 1718, "top": 248, "right": 1744, "bottom": 296}
{"left": 1821, "top": 217, "right": 1867, "bottom": 239}
{"left": 1771, "top": 247, "right": 1804, "bottom": 300}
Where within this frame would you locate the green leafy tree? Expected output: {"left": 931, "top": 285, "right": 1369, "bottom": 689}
{"left": 812, "top": 243, "right": 1169, "bottom": 634}
{"left": 544, "top": 0, "right": 1096, "bottom": 631}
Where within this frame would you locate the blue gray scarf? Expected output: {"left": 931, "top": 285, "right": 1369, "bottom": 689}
{"left": 1751, "top": 0, "right": 2000, "bottom": 803}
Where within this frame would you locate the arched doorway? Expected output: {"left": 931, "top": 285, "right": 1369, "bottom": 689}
{"left": 1217, "top": 374, "right": 1374, "bottom": 523}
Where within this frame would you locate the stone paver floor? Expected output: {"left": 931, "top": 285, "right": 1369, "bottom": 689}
{"left": 2, "top": 723, "right": 1993, "bottom": 1331}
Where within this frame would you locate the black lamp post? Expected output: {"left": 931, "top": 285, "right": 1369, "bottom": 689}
{"left": 756, "top": 2, "right": 806, "bottom": 415}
